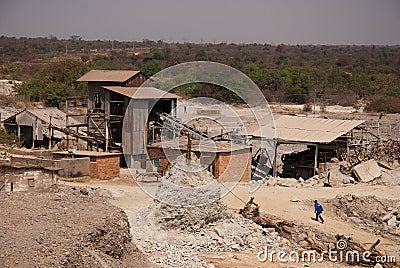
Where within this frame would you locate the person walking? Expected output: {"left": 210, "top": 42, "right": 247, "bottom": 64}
{"left": 314, "top": 200, "right": 324, "bottom": 223}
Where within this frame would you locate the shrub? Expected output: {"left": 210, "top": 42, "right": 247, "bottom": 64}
{"left": 366, "top": 96, "right": 400, "bottom": 113}
{"left": 0, "top": 128, "right": 18, "bottom": 146}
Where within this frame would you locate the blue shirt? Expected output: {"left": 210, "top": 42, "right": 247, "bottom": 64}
{"left": 315, "top": 202, "right": 323, "bottom": 213}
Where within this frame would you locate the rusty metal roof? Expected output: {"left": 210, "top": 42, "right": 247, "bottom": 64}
{"left": 77, "top": 70, "right": 141, "bottom": 82}
{"left": 250, "top": 114, "right": 364, "bottom": 143}
{"left": 102, "top": 86, "right": 180, "bottom": 99}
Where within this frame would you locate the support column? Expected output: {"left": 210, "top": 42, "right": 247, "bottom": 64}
{"left": 273, "top": 143, "right": 278, "bottom": 178}
{"left": 18, "top": 125, "right": 21, "bottom": 144}
{"left": 31, "top": 122, "right": 35, "bottom": 149}
{"left": 49, "top": 114, "right": 52, "bottom": 149}
{"left": 66, "top": 100, "right": 69, "bottom": 147}
{"left": 314, "top": 144, "right": 319, "bottom": 176}
{"left": 105, "top": 120, "right": 109, "bottom": 152}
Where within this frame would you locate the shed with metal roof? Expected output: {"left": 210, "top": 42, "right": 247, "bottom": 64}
{"left": 2, "top": 108, "right": 80, "bottom": 149}
{"left": 248, "top": 114, "right": 365, "bottom": 179}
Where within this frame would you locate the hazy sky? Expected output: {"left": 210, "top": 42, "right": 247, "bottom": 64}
{"left": 1, "top": 0, "right": 399, "bottom": 45}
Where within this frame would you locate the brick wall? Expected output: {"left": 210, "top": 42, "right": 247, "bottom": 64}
{"left": 146, "top": 147, "right": 252, "bottom": 182}
{"left": 90, "top": 155, "right": 120, "bottom": 179}
{"left": 215, "top": 149, "right": 252, "bottom": 182}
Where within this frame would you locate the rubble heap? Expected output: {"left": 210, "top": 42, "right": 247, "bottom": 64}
{"left": 130, "top": 157, "right": 293, "bottom": 267}
{"left": 382, "top": 204, "right": 400, "bottom": 231}
{"left": 370, "top": 139, "right": 400, "bottom": 165}
{"left": 326, "top": 194, "right": 400, "bottom": 238}
{"left": 153, "top": 201, "right": 232, "bottom": 232}
{"left": 155, "top": 155, "right": 221, "bottom": 206}
{"left": 154, "top": 155, "right": 231, "bottom": 231}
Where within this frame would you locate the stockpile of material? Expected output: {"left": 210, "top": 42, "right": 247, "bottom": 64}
{"left": 130, "top": 157, "right": 293, "bottom": 267}
{"left": 154, "top": 155, "right": 231, "bottom": 231}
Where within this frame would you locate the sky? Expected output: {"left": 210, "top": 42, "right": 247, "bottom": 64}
{"left": 0, "top": 0, "right": 399, "bottom": 45}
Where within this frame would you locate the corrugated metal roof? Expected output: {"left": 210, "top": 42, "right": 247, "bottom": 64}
{"left": 3, "top": 108, "right": 80, "bottom": 139}
{"left": 250, "top": 114, "right": 364, "bottom": 143}
{"left": 103, "top": 86, "right": 180, "bottom": 99}
{"left": 77, "top": 70, "right": 140, "bottom": 82}
{"left": 26, "top": 108, "right": 80, "bottom": 128}
{"left": 148, "top": 138, "right": 250, "bottom": 153}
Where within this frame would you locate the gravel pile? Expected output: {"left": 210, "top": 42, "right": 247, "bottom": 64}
{"left": 153, "top": 201, "right": 232, "bottom": 232}
{"left": 129, "top": 157, "right": 293, "bottom": 267}
{"left": 130, "top": 206, "right": 292, "bottom": 268}
{"left": 156, "top": 157, "right": 221, "bottom": 206}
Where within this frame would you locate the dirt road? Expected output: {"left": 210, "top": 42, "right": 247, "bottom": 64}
{"left": 223, "top": 184, "right": 400, "bottom": 244}
{"left": 66, "top": 179, "right": 400, "bottom": 267}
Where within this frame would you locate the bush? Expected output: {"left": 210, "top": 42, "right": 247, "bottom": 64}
{"left": 0, "top": 128, "right": 18, "bottom": 146}
{"left": 366, "top": 96, "right": 400, "bottom": 113}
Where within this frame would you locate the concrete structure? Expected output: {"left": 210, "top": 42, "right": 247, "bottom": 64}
{"left": 10, "top": 155, "right": 90, "bottom": 178}
{"left": 2, "top": 108, "right": 80, "bottom": 149}
{"left": 0, "top": 161, "right": 59, "bottom": 192}
{"left": 353, "top": 159, "right": 381, "bottom": 182}
{"left": 53, "top": 151, "right": 120, "bottom": 179}
{"left": 147, "top": 139, "right": 252, "bottom": 182}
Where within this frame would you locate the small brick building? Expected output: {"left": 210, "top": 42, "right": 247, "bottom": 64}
{"left": 53, "top": 151, "right": 120, "bottom": 179}
{"left": 147, "top": 139, "right": 252, "bottom": 182}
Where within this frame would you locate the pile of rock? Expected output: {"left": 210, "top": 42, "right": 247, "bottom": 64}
{"left": 263, "top": 176, "right": 323, "bottom": 187}
{"left": 155, "top": 155, "right": 221, "bottom": 206}
{"left": 131, "top": 207, "right": 292, "bottom": 268}
{"left": 154, "top": 156, "right": 233, "bottom": 232}
{"left": 129, "top": 156, "right": 293, "bottom": 268}
{"left": 326, "top": 194, "right": 400, "bottom": 238}
{"left": 382, "top": 204, "right": 400, "bottom": 232}
{"left": 153, "top": 201, "right": 232, "bottom": 232}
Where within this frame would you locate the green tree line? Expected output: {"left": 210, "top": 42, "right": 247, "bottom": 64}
{"left": 1, "top": 36, "right": 399, "bottom": 111}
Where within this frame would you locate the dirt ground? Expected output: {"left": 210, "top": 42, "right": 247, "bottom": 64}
{"left": 0, "top": 185, "right": 154, "bottom": 268}
{"left": 68, "top": 175, "right": 400, "bottom": 267}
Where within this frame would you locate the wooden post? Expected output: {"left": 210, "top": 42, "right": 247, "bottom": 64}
{"left": 49, "top": 113, "right": 52, "bottom": 149}
{"left": 273, "top": 142, "right": 278, "bottom": 178}
{"left": 314, "top": 144, "right": 319, "bottom": 176}
{"left": 87, "top": 112, "right": 90, "bottom": 151}
{"left": 76, "top": 126, "right": 79, "bottom": 147}
{"left": 105, "top": 120, "right": 109, "bottom": 152}
{"left": 31, "top": 121, "right": 35, "bottom": 149}
{"left": 17, "top": 124, "right": 21, "bottom": 144}
{"left": 346, "top": 131, "right": 350, "bottom": 162}
{"left": 66, "top": 100, "right": 69, "bottom": 150}
{"left": 186, "top": 132, "right": 191, "bottom": 160}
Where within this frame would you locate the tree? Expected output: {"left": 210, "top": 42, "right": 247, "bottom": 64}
{"left": 16, "top": 59, "right": 88, "bottom": 106}
{"left": 141, "top": 60, "right": 161, "bottom": 77}
{"left": 70, "top": 35, "right": 82, "bottom": 41}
